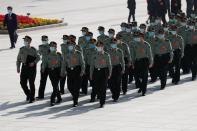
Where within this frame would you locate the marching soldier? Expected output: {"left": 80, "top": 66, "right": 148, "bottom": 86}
{"left": 90, "top": 41, "right": 112, "bottom": 108}
{"left": 60, "top": 35, "right": 70, "bottom": 94}
{"left": 16, "top": 36, "right": 40, "bottom": 103}
{"left": 97, "top": 26, "right": 109, "bottom": 43}
{"left": 154, "top": 28, "right": 173, "bottom": 89}
{"left": 103, "top": 28, "right": 116, "bottom": 52}
{"left": 61, "top": 37, "right": 85, "bottom": 107}
{"left": 177, "top": 17, "right": 189, "bottom": 74}
{"left": 139, "top": 24, "right": 147, "bottom": 34}
{"left": 42, "top": 41, "right": 62, "bottom": 106}
{"left": 145, "top": 26, "right": 157, "bottom": 82}
{"left": 108, "top": 38, "right": 125, "bottom": 102}
{"left": 37, "top": 35, "right": 50, "bottom": 100}
{"left": 132, "top": 32, "right": 153, "bottom": 96}
{"left": 168, "top": 25, "right": 184, "bottom": 84}
{"left": 78, "top": 27, "right": 89, "bottom": 49}
{"left": 117, "top": 22, "right": 128, "bottom": 44}
{"left": 116, "top": 34, "right": 132, "bottom": 95}
{"left": 185, "top": 20, "right": 197, "bottom": 80}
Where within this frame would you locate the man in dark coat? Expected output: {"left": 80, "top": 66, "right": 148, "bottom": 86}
{"left": 127, "top": 0, "right": 136, "bottom": 23}
{"left": 147, "top": 0, "right": 157, "bottom": 22}
{"left": 171, "top": 0, "right": 182, "bottom": 15}
{"left": 3, "top": 6, "right": 18, "bottom": 49}
{"left": 155, "top": 0, "right": 167, "bottom": 24}
{"left": 186, "top": 0, "right": 194, "bottom": 17}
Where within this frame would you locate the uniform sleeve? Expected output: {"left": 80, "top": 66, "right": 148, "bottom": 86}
{"left": 147, "top": 44, "right": 154, "bottom": 66}
{"left": 107, "top": 54, "right": 112, "bottom": 77}
{"left": 179, "top": 36, "right": 184, "bottom": 56}
{"left": 168, "top": 41, "right": 174, "bottom": 61}
{"left": 42, "top": 56, "right": 47, "bottom": 72}
{"left": 90, "top": 54, "right": 95, "bottom": 78}
{"left": 60, "top": 59, "right": 67, "bottom": 76}
{"left": 79, "top": 52, "right": 85, "bottom": 74}
{"left": 125, "top": 44, "right": 132, "bottom": 65}
{"left": 129, "top": 44, "right": 135, "bottom": 64}
{"left": 120, "top": 50, "right": 125, "bottom": 72}
{"left": 16, "top": 49, "right": 22, "bottom": 71}
{"left": 34, "top": 49, "right": 40, "bottom": 64}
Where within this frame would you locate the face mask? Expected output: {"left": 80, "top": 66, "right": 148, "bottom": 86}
{"left": 140, "top": 29, "right": 145, "bottom": 33}
{"left": 180, "top": 23, "right": 186, "bottom": 26}
{"left": 109, "top": 33, "right": 114, "bottom": 38}
{"left": 150, "top": 23, "right": 155, "bottom": 26}
{"left": 158, "top": 34, "right": 165, "bottom": 39}
{"left": 63, "top": 40, "right": 68, "bottom": 44}
{"left": 132, "top": 27, "right": 137, "bottom": 31}
{"left": 171, "top": 31, "right": 177, "bottom": 35}
{"left": 134, "top": 37, "right": 141, "bottom": 42}
{"left": 164, "top": 28, "right": 168, "bottom": 32}
{"left": 121, "top": 27, "right": 126, "bottom": 31}
{"left": 99, "top": 31, "right": 104, "bottom": 35}
{"left": 68, "top": 45, "right": 74, "bottom": 51}
{"left": 42, "top": 41, "right": 48, "bottom": 45}
{"left": 24, "top": 41, "right": 29, "bottom": 46}
{"left": 82, "top": 31, "right": 86, "bottom": 36}
{"left": 191, "top": 14, "right": 195, "bottom": 18}
{"left": 86, "top": 36, "right": 91, "bottom": 41}
{"left": 97, "top": 47, "right": 103, "bottom": 52}
{"left": 89, "top": 44, "right": 95, "bottom": 49}
{"left": 189, "top": 26, "right": 194, "bottom": 30}
{"left": 155, "top": 20, "right": 161, "bottom": 24}
{"left": 50, "top": 47, "right": 56, "bottom": 52}
{"left": 148, "top": 32, "right": 155, "bottom": 37}
{"left": 126, "top": 28, "right": 131, "bottom": 33}
{"left": 8, "top": 10, "right": 12, "bottom": 14}
{"left": 111, "top": 44, "right": 117, "bottom": 49}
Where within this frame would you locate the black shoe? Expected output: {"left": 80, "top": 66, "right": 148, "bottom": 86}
{"left": 149, "top": 79, "right": 156, "bottom": 83}
{"left": 90, "top": 98, "right": 95, "bottom": 103}
{"left": 123, "top": 92, "right": 127, "bottom": 95}
{"left": 113, "top": 99, "right": 118, "bottom": 102}
{"left": 50, "top": 102, "right": 55, "bottom": 106}
{"left": 73, "top": 101, "right": 78, "bottom": 107}
{"left": 142, "top": 93, "right": 146, "bottom": 96}
{"left": 161, "top": 86, "right": 165, "bottom": 90}
{"left": 56, "top": 98, "right": 62, "bottom": 104}
{"left": 36, "top": 96, "right": 44, "bottom": 100}
{"left": 60, "top": 91, "right": 65, "bottom": 95}
{"left": 29, "top": 99, "right": 35, "bottom": 103}
{"left": 99, "top": 104, "right": 104, "bottom": 108}
{"left": 138, "top": 89, "right": 142, "bottom": 93}
{"left": 26, "top": 96, "right": 30, "bottom": 101}
{"left": 10, "top": 46, "right": 15, "bottom": 49}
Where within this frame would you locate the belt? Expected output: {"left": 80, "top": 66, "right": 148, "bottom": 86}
{"left": 95, "top": 67, "right": 107, "bottom": 71}
{"left": 67, "top": 65, "right": 80, "bottom": 70}
{"left": 49, "top": 67, "right": 60, "bottom": 70}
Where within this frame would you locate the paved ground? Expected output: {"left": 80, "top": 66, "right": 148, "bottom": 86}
{"left": 1, "top": 0, "right": 197, "bottom": 131}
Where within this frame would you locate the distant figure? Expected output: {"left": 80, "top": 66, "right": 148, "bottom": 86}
{"left": 147, "top": 0, "right": 157, "bottom": 22}
{"left": 171, "top": 0, "right": 182, "bottom": 15}
{"left": 127, "top": 0, "right": 136, "bottom": 23}
{"left": 186, "top": 0, "right": 194, "bottom": 17}
{"left": 155, "top": 0, "right": 167, "bottom": 24}
{"left": 3, "top": 6, "right": 18, "bottom": 49}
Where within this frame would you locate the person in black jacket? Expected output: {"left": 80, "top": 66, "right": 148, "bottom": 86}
{"left": 171, "top": 0, "right": 182, "bottom": 15}
{"left": 127, "top": 0, "right": 136, "bottom": 23}
{"left": 155, "top": 0, "right": 167, "bottom": 24}
{"left": 147, "top": 0, "right": 157, "bottom": 22}
{"left": 3, "top": 6, "right": 18, "bottom": 49}
{"left": 186, "top": 0, "right": 194, "bottom": 17}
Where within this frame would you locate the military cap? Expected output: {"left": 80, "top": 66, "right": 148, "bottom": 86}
{"left": 23, "top": 35, "right": 32, "bottom": 41}
{"left": 108, "top": 28, "right": 115, "bottom": 33}
{"left": 96, "top": 41, "right": 104, "bottom": 46}
{"left": 116, "top": 34, "right": 122, "bottom": 40}
{"left": 90, "top": 38, "right": 96, "bottom": 43}
{"left": 41, "top": 35, "right": 48, "bottom": 41}
{"left": 133, "top": 31, "right": 140, "bottom": 37}
{"left": 98, "top": 26, "right": 105, "bottom": 31}
{"left": 147, "top": 26, "right": 155, "bottom": 32}
{"left": 69, "top": 35, "right": 76, "bottom": 41}
{"left": 139, "top": 24, "right": 146, "bottom": 29}
{"left": 110, "top": 38, "right": 117, "bottom": 43}
{"left": 158, "top": 28, "right": 165, "bottom": 34}
{"left": 49, "top": 41, "right": 57, "bottom": 47}
{"left": 169, "top": 25, "right": 178, "bottom": 31}
{"left": 131, "top": 21, "right": 137, "bottom": 26}
{"left": 62, "top": 35, "right": 69, "bottom": 40}
{"left": 81, "top": 27, "right": 89, "bottom": 32}
{"left": 120, "top": 22, "right": 127, "bottom": 27}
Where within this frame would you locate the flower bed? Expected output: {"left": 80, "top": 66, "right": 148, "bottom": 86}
{"left": 0, "top": 14, "right": 63, "bottom": 30}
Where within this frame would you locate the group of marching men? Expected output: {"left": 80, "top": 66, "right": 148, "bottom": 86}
{"left": 16, "top": 11, "right": 197, "bottom": 108}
